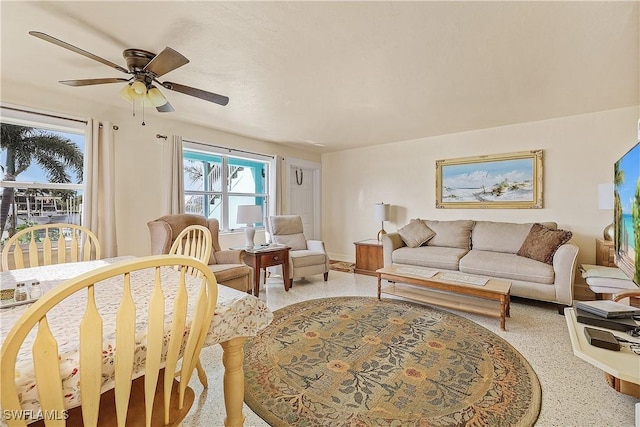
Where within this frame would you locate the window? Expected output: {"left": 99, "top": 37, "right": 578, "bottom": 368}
{"left": 183, "top": 144, "right": 270, "bottom": 231}
{"left": 0, "top": 108, "right": 86, "bottom": 243}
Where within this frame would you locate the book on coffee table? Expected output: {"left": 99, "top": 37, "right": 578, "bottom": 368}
{"left": 575, "top": 300, "right": 640, "bottom": 319}
{"left": 574, "top": 308, "right": 638, "bottom": 332}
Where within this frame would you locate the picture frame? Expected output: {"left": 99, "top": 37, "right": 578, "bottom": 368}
{"left": 435, "top": 150, "right": 543, "bottom": 209}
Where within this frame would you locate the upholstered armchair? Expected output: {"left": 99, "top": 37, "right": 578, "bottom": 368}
{"left": 147, "top": 214, "right": 253, "bottom": 292}
{"left": 268, "top": 215, "right": 329, "bottom": 286}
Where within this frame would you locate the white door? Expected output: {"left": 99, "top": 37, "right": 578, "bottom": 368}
{"left": 286, "top": 159, "right": 321, "bottom": 239}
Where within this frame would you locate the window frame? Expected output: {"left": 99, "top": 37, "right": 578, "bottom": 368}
{"left": 0, "top": 105, "right": 87, "bottom": 241}
{"left": 182, "top": 141, "right": 271, "bottom": 233}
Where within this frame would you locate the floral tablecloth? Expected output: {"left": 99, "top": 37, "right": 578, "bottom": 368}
{"left": 0, "top": 257, "right": 273, "bottom": 425}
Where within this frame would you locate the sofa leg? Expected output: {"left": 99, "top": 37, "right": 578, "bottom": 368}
{"left": 557, "top": 304, "right": 569, "bottom": 315}
{"left": 324, "top": 272, "right": 328, "bottom": 281}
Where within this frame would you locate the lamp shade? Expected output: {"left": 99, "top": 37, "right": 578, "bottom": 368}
{"left": 598, "top": 183, "right": 614, "bottom": 210}
{"left": 375, "top": 203, "right": 390, "bottom": 222}
{"left": 237, "top": 205, "right": 263, "bottom": 225}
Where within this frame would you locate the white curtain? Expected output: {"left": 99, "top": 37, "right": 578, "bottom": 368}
{"left": 266, "top": 155, "right": 285, "bottom": 243}
{"left": 161, "top": 135, "right": 184, "bottom": 215}
{"left": 84, "top": 119, "right": 117, "bottom": 257}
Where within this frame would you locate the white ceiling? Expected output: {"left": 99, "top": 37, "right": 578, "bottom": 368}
{"left": 1, "top": 1, "right": 638, "bottom": 153}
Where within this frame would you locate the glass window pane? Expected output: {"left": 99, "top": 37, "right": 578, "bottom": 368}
{"left": 228, "top": 157, "right": 267, "bottom": 194}
{"left": 184, "top": 193, "right": 221, "bottom": 226}
{"left": 0, "top": 125, "right": 84, "bottom": 184}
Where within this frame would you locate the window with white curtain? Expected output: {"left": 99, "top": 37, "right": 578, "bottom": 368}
{"left": 182, "top": 142, "right": 270, "bottom": 232}
{"left": 0, "top": 106, "right": 86, "bottom": 243}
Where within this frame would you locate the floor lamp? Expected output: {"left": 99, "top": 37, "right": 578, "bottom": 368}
{"left": 375, "top": 203, "right": 390, "bottom": 241}
{"left": 237, "top": 205, "right": 263, "bottom": 247}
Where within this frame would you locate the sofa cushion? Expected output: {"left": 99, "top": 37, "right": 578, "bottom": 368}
{"left": 517, "top": 223, "right": 572, "bottom": 264}
{"left": 392, "top": 246, "right": 469, "bottom": 270}
{"left": 425, "top": 220, "right": 474, "bottom": 249}
{"left": 290, "top": 250, "right": 327, "bottom": 268}
{"left": 459, "top": 250, "right": 555, "bottom": 284}
{"left": 471, "top": 221, "right": 557, "bottom": 254}
{"left": 398, "top": 219, "right": 436, "bottom": 248}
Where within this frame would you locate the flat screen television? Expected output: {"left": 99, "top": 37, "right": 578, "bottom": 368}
{"left": 614, "top": 141, "right": 639, "bottom": 285}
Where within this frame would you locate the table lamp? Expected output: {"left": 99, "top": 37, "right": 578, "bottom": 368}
{"left": 237, "top": 205, "right": 263, "bottom": 247}
{"left": 375, "top": 203, "right": 390, "bottom": 241}
{"left": 598, "top": 183, "right": 614, "bottom": 241}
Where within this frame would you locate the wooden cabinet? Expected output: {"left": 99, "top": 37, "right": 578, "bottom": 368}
{"left": 354, "top": 239, "right": 383, "bottom": 276}
{"left": 595, "top": 238, "right": 615, "bottom": 267}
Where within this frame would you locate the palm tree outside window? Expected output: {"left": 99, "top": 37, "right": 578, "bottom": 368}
{"left": 0, "top": 122, "right": 84, "bottom": 243}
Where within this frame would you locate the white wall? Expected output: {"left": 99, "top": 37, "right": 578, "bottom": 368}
{"left": 0, "top": 85, "right": 321, "bottom": 256}
{"left": 321, "top": 106, "right": 640, "bottom": 284}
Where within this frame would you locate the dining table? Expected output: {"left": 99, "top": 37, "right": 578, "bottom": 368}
{"left": 0, "top": 256, "right": 273, "bottom": 427}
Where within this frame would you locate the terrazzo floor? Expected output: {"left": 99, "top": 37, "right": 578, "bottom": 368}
{"left": 184, "top": 270, "right": 639, "bottom": 427}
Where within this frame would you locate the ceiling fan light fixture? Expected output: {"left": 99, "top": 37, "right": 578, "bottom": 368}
{"left": 131, "top": 80, "right": 147, "bottom": 95}
{"left": 147, "top": 86, "right": 168, "bottom": 107}
{"left": 119, "top": 83, "right": 134, "bottom": 102}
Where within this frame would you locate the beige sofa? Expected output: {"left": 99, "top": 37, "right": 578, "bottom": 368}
{"left": 382, "top": 220, "right": 579, "bottom": 309}
{"left": 147, "top": 214, "right": 252, "bottom": 293}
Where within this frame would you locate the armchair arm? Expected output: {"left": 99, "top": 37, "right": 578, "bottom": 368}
{"left": 213, "top": 249, "right": 246, "bottom": 265}
{"left": 147, "top": 221, "right": 172, "bottom": 255}
{"left": 552, "top": 243, "right": 579, "bottom": 306}
{"left": 382, "top": 233, "right": 405, "bottom": 268}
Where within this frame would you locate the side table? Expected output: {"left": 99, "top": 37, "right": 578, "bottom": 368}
{"left": 234, "top": 245, "right": 290, "bottom": 297}
{"left": 354, "top": 239, "right": 383, "bottom": 276}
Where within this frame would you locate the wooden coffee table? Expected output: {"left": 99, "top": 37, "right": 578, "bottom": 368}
{"left": 377, "top": 264, "right": 512, "bottom": 330}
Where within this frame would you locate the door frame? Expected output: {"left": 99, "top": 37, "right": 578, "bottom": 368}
{"left": 285, "top": 157, "right": 321, "bottom": 239}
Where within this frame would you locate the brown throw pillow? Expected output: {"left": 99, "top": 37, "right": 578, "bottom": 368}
{"left": 398, "top": 219, "right": 436, "bottom": 248}
{"left": 517, "top": 223, "right": 572, "bottom": 264}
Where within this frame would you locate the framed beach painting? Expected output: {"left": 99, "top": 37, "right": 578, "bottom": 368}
{"left": 435, "top": 150, "right": 543, "bottom": 209}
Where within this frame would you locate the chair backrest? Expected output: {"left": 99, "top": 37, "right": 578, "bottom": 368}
{"left": 169, "top": 225, "right": 213, "bottom": 276}
{"left": 148, "top": 214, "right": 222, "bottom": 264}
{"left": 269, "top": 215, "right": 308, "bottom": 250}
{"left": 1, "top": 223, "right": 101, "bottom": 271}
{"left": 0, "top": 255, "right": 218, "bottom": 427}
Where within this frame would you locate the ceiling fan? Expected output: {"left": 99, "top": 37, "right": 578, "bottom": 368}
{"left": 29, "top": 31, "right": 229, "bottom": 118}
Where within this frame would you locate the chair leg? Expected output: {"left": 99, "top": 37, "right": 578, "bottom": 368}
{"left": 196, "top": 358, "right": 208, "bottom": 388}
{"left": 324, "top": 272, "right": 328, "bottom": 281}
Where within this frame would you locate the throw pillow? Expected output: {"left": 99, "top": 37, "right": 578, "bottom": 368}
{"left": 398, "top": 219, "right": 436, "bottom": 248}
{"left": 517, "top": 223, "right": 572, "bottom": 264}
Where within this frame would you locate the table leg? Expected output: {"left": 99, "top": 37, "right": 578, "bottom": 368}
{"left": 500, "top": 295, "right": 507, "bottom": 331}
{"left": 283, "top": 251, "right": 290, "bottom": 292}
{"left": 220, "top": 336, "right": 247, "bottom": 427}
{"left": 377, "top": 274, "right": 381, "bottom": 300}
{"left": 254, "top": 257, "right": 261, "bottom": 297}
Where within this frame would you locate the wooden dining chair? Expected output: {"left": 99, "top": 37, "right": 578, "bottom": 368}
{"left": 168, "top": 224, "right": 213, "bottom": 388}
{"left": 168, "top": 225, "right": 213, "bottom": 278}
{"left": 0, "top": 255, "right": 218, "bottom": 427}
{"left": 1, "top": 223, "right": 101, "bottom": 271}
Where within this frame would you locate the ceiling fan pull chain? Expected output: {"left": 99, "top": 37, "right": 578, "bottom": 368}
{"left": 141, "top": 99, "right": 146, "bottom": 126}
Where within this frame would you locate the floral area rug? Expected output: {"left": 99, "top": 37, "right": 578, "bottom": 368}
{"left": 244, "top": 297, "right": 541, "bottom": 426}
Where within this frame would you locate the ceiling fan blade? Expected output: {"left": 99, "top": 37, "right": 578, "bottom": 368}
{"left": 156, "top": 101, "right": 175, "bottom": 113}
{"left": 161, "top": 81, "right": 229, "bottom": 106}
{"left": 60, "top": 78, "right": 130, "bottom": 87}
{"left": 29, "top": 31, "right": 129, "bottom": 74}
{"left": 143, "top": 47, "right": 189, "bottom": 78}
